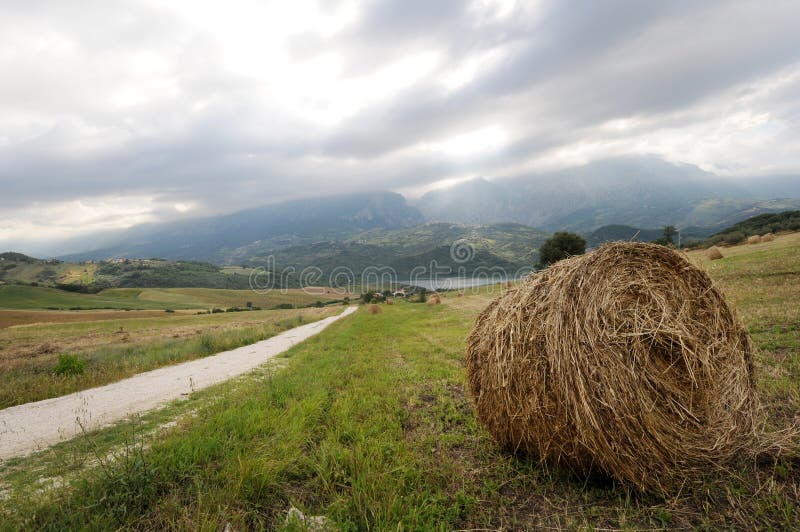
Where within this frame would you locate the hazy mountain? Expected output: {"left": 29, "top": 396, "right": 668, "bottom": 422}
{"left": 51, "top": 156, "right": 800, "bottom": 267}
{"left": 61, "top": 191, "right": 425, "bottom": 262}
{"left": 415, "top": 156, "right": 800, "bottom": 231}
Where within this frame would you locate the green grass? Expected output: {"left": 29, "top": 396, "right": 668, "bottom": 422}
{"left": 0, "top": 307, "right": 338, "bottom": 407}
{"left": 0, "top": 285, "right": 190, "bottom": 310}
{"left": 1, "top": 235, "right": 798, "bottom": 529}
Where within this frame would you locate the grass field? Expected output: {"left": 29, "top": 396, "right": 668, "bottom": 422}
{"left": 0, "top": 306, "right": 339, "bottom": 408}
{"left": 0, "top": 235, "right": 798, "bottom": 529}
{"left": 0, "top": 285, "right": 350, "bottom": 312}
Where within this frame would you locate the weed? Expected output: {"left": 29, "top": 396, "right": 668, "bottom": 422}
{"left": 54, "top": 354, "right": 85, "bottom": 376}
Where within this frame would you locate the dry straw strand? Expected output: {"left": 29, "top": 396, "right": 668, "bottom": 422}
{"left": 465, "top": 242, "right": 772, "bottom": 494}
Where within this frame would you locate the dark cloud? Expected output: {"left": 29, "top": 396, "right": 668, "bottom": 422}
{"left": 1, "top": 0, "right": 800, "bottom": 247}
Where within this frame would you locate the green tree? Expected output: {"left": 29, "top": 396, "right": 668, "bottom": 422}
{"left": 662, "top": 225, "right": 677, "bottom": 244}
{"left": 652, "top": 225, "right": 678, "bottom": 247}
{"left": 538, "top": 232, "right": 586, "bottom": 267}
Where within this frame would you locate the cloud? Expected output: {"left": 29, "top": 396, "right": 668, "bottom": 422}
{"left": 1, "top": 0, "right": 800, "bottom": 250}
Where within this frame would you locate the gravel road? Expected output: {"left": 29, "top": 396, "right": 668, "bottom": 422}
{"left": 0, "top": 306, "right": 357, "bottom": 461}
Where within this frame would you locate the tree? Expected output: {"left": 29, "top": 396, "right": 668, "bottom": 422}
{"left": 418, "top": 287, "right": 427, "bottom": 303}
{"left": 538, "top": 232, "right": 586, "bottom": 267}
{"left": 662, "top": 225, "right": 677, "bottom": 245}
{"left": 360, "top": 290, "right": 376, "bottom": 304}
{"left": 652, "top": 225, "right": 678, "bottom": 247}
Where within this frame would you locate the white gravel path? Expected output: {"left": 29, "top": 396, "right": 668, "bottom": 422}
{"left": 0, "top": 306, "right": 357, "bottom": 461}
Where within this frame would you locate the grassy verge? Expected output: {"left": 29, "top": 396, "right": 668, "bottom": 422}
{"left": 0, "top": 307, "right": 338, "bottom": 407}
{"left": 0, "top": 235, "right": 798, "bottom": 529}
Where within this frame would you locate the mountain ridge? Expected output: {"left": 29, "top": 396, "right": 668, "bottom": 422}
{"left": 44, "top": 156, "right": 800, "bottom": 265}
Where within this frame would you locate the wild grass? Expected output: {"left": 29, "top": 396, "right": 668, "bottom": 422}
{"left": 0, "top": 234, "right": 797, "bottom": 529}
{"left": 0, "top": 307, "right": 336, "bottom": 407}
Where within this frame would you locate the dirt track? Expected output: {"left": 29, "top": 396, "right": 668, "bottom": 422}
{"left": 0, "top": 306, "right": 357, "bottom": 461}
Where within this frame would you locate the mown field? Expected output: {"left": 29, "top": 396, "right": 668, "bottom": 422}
{"left": 0, "top": 306, "right": 339, "bottom": 408}
{"left": 0, "top": 234, "right": 798, "bottom": 529}
{"left": 0, "top": 286, "right": 350, "bottom": 328}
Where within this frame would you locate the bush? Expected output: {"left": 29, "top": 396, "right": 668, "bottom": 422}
{"left": 54, "top": 354, "right": 86, "bottom": 376}
{"left": 538, "top": 232, "right": 587, "bottom": 267}
{"left": 360, "top": 290, "right": 376, "bottom": 304}
{"left": 273, "top": 303, "right": 294, "bottom": 310}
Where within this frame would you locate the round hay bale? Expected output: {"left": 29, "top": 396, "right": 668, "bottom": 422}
{"left": 465, "top": 242, "right": 760, "bottom": 493}
{"left": 706, "top": 246, "right": 724, "bottom": 260}
{"left": 367, "top": 304, "right": 382, "bottom": 315}
{"left": 761, "top": 233, "right": 775, "bottom": 242}
{"left": 427, "top": 293, "right": 441, "bottom": 305}
{"left": 385, "top": 298, "right": 394, "bottom": 305}
{"left": 747, "top": 235, "right": 762, "bottom": 245}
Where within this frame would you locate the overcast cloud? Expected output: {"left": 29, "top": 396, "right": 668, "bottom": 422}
{"left": 2, "top": 0, "right": 800, "bottom": 250}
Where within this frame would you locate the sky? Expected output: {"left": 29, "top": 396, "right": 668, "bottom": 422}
{"left": 2, "top": 0, "right": 800, "bottom": 251}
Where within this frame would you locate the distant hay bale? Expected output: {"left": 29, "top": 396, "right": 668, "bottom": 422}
{"left": 367, "top": 304, "right": 382, "bottom": 315}
{"left": 385, "top": 298, "right": 394, "bottom": 305}
{"left": 457, "top": 292, "right": 465, "bottom": 298}
{"left": 427, "top": 293, "right": 441, "bottom": 305}
{"left": 706, "top": 246, "right": 724, "bottom": 260}
{"left": 761, "top": 233, "right": 775, "bottom": 242}
{"left": 466, "top": 242, "right": 763, "bottom": 493}
{"left": 747, "top": 235, "right": 762, "bottom": 244}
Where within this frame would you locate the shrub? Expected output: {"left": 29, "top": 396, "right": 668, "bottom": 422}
{"left": 54, "top": 354, "right": 86, "bottom": 376}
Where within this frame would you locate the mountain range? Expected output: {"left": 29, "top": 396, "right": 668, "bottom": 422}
{"left": 27, "top": 156, "right": 800, "bottom": 273}
{"left": 415, "top": 156, "right": 800, "bottom": 231}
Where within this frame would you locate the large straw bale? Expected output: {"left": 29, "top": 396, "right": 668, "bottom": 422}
{"left": 466, "top": 242, "right": 764, "bottom": 493}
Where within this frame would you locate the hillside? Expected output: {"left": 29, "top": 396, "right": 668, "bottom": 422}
{"left": 585, "top": 224, "right": 716, "bottom": 248}
{"left": 706, "top": 210, "right": 800, "bottom": 245}
{"left": 0, "top": 256, "right": 256, "bottom": 291}
{"left": 242, "top": 223, "right": 549, "bottom": 278}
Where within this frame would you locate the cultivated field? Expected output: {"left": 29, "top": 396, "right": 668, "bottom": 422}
{"left": 0, "top": 306, "right": 339, "bottom": 407}
{"left": 0, "top": 285, "right": 350, "bottom": 312}
{"left": 0, "top": 234, "right": 798, "bottom": 529}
